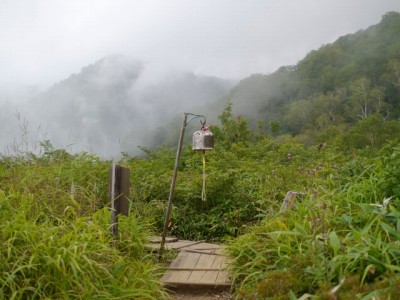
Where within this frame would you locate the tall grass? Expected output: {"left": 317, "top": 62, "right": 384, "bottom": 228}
{"left": 226, "top": 142, "right": 400, "bottom": 299}
{"left": 128, "top": 139, "right": 347, "bottom": 241}
{"left": 0, "top": 150, "right": 167, "bottom": 299}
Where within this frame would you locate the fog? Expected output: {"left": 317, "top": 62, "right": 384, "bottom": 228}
{"left": 0, "top": 55, "right": 234, "bottom": 157}
{"left": 1, "top": 1, "right": 400, "bottom": 157}
{"left": 2, "top": 0, "right": 400, "bottom": 86}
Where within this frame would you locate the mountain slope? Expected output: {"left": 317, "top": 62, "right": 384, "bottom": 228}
{"left": 226, "top": 11, "right": 400, "bottom": 145}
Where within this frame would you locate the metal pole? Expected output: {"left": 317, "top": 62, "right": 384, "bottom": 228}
{"left": 159, "top": 113, "right": 188, "bottom": 259}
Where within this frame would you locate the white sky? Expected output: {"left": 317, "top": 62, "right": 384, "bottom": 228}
{"left": 1, "top": 0, "right": 400, "bottom": 86}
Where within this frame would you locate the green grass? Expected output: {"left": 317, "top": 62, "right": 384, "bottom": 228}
{"left": 3, "top": 132, "right": 400, "bottom": 299}
{"left": 0, "top": 151, "right": 167, "bottom": 299}
{"left": 225, "top": 142, "right": 400, "bottom": 299}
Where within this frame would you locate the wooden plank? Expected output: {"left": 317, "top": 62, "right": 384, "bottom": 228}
{"left": 168, "top": 241, "right": 195, "bottom": 249}
{"left": 169, "top": 252, "right": 190, "bottom": 268}
{"left": 211, "top": 255, "right": 225, "bottom": 269}
{"left": 195, "top": 253, "right": 217, "bottom": 269}
{"left": 181, "top": 249, "right": 222, "bottom": 255}
{"left": 196, "top": 270, "right": 218, "bottom": 283}
{"left": 161, "top": 271, "right": 231, "bottom": 286}
{"left": 146, "top": 240, "right": 200, "bottom": 251}
{"left": 166, "top": 240, "right": 201, "bottom": 250}
{"left": 186, "top": 269, "right": 207, "bottom": 282}
{"left": 160, "top": 270, "right": 174, "bottom": 282}
{"left": 147, "top": 236, "right": 178, "bottom": 243}
{"left": 160, "top": 239, "right": 231, "bottom": 287}
{"left": 169, "top": 268, "right": 225, "bottom": 271}
{"left": 162, "top": 252, "right": 198, "bottom": 284}
{"left": 162, "top": 270, "right": 230, "bottom": 286}
{"left": 197, "top": 254, "right": 220, "bottom": 283}
{"left": 216, "top": 269, "right": 230, "bottom": 284}
{"left": 180, "top": 252, "right": 201, "bottom": 269}
{"left": 185, "top": 242, "right": 222, "bottom": 251}
{"left": 169, "top": 252, "right": 202, "bottom": 269}
{"left": 198, "top": 255, "right": 227, "bottom": 284}
{"left": 187, "top": 253, "right": 216, "bottom": 282}
{"left": 190, "top": 253, "right": 209, "bottom": 282}
{"left": 161, "top": 270, "right": 191, "bottom": 284}
{"left": 175, "top": 240, "right": 206, "bottom": 250}
{"left": 146, "top": 238, "right": 224, "bottom": 252}
{"left": 188, "top": 270, "right": 221, "bottom": 283}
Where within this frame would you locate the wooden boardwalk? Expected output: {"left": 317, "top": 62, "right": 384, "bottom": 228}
{"left": 148, "top": 237, "right": 231, "bottom": 287}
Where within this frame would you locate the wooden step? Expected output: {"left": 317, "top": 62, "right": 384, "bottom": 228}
{"left": 160, "top": 242, "right": 231, "bottom": 287}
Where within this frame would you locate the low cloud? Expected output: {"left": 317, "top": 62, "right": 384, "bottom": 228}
{"left": 1, "top": 55, "right": 234, "bottom": 157}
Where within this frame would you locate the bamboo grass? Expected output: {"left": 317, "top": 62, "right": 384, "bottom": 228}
{"left": 0, "top": 152, "right": 167, "bottom": 299}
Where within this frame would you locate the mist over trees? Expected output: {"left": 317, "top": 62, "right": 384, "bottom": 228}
{"left": 226, "top": 11, "right": 400, "bottom": 148}
{"left": 1, "top": 12, "right": 400, "bottom": 156}
{"left": 0, "top": 55, "right": 234, "bottom": 157}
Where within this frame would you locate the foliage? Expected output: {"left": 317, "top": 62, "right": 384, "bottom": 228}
{"left": 2, "top": 110, "right": 400, "bottom": 299}
{"left": 128, "top": 106, "right": 351, "bottom": 242}
{"left": 226, "top": 141, "right": 400, "bottom": 299}
{"left": 0, "top": 147, "right": 166, "bottom": 299}
{"left": 123, "top": 101, "right": 400, "bottom": 299}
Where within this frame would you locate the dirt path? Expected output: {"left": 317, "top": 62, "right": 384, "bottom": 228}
{"left": 167, "top": 286, "right": 231, "bottom": 299}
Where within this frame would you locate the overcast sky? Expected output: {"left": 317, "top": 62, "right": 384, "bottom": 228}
{"left": 1, "top": 0, "right": 400, "bottom": 87}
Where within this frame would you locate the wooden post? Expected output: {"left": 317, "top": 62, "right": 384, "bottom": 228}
{"left": 109, "top": 164, "right": 130, "bottom": 237}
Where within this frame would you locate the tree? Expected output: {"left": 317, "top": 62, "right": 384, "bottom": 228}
{"left": 217, "top": 102, "right": 255, "bottom": 147}
{"left": 344, "top": 114, "right": 400, "bottom": 148}
{"left": 347, "top": 78, "right": 386, "bottom": 120}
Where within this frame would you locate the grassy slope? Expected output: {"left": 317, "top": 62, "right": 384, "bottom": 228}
{"left": 226, "top": 141, "right": 400, "bottom": 299}
{"left": 0, "top": 151, "right": 167, "bottom": 299}
{"left": 125, "top": 134, "right": 400, "bottom": 299}
{"left": 3, "top": 134, "right": 400, "bottom": 299}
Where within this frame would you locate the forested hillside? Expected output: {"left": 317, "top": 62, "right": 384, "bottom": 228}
{"left": 227, "top": 11, "right": 400, "bottom": 148}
